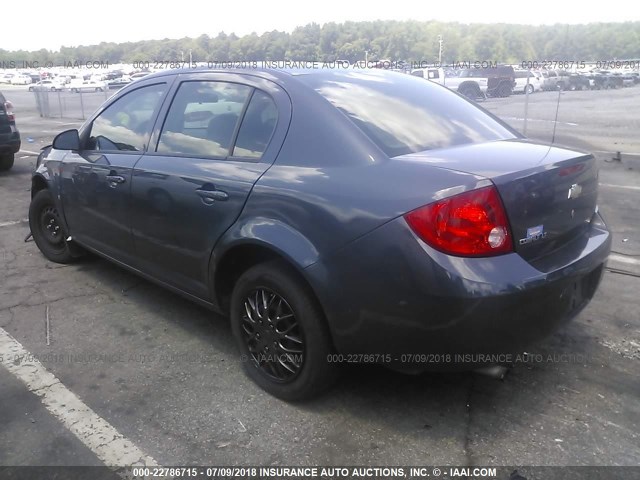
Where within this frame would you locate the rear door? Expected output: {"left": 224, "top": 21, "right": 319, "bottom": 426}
{"left": 60, "top": 80, "right": 170, "bottom": 263}
{"left": 129, "top": 73, "right": 290, "bottom": 298}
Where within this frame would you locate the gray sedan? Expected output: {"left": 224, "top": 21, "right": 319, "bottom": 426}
{"left": 29, "top": 68, "right": 610, "bottom": 400}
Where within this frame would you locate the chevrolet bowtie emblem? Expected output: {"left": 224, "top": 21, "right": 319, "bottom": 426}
{"left": 568, "top": 183, "right": 582, "bottom": 199}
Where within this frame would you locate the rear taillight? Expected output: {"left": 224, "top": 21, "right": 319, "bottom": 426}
{"left": 404, "top": 185, "right": 513, "bottom": 257}
{"left": 4, "top": 101, "right": 15, "bottom": 122}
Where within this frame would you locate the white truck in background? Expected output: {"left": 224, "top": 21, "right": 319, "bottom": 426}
{"left": 411, "top": 67, "right": 488, "bottom": 100}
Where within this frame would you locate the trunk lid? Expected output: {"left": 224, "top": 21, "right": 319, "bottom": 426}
{"left": 398, "top": 139, "right": 599, "bottom": 262}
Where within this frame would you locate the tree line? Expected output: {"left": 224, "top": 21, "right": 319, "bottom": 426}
{"left": 1, "top": 20, "right": 639, "bottom": 66}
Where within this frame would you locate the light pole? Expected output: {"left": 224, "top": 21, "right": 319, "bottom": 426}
{"left": 438, "top": 35, "right": 443, "bottom": 66}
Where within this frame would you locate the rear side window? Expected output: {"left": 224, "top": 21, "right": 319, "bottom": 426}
{"left": 87, "top": 83, "right": 167, "bottom": 152}
{"left": 299, "top": 71, "right": 515, "bottom": 157}
{"left": 157, "top": 81, "right": 252, "bottom": 158}
{"left": 232, "top": 90, "right": 277, "bottom": 159}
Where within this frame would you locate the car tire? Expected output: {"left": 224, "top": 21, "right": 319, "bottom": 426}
{"left": 230, "top": 260, "right": 338, "bottom": 401}
{"left": 525, "top": 84, "right": 534, "bottom": 94}
{"left": 0, "top": 153, "right": 14, "bottom": 171}
{"left": 28, "top": 189, "right": 75, "bottom": 264}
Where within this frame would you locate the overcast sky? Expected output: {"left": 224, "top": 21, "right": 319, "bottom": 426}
{"left": 4, "top": 0, "right": 640, "bottom": 51}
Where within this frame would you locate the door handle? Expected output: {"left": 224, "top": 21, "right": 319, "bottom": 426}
{"left": 196, "top": 188, "right": 229, "bottom": 205}
{"left": 106, "top": 175, "right": 126, "bottom": 184}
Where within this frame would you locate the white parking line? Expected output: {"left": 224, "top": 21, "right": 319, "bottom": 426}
{"left": 19, "top": 149, "right": 41, "bottom": 156}
{"left": 0, "top": 327, "right": 160, "bottom": 470}
{"left": 609, "top": 254, "right": 640, "bottom": 266}
{"left": 599, "top": 183, "right": 640, "bottom": 192}
{"left": 0, "top": 218, "right": 28, "bottom": 228}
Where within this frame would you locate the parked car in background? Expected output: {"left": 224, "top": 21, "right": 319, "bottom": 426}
{"left": 0, "top": 73, "right": 15, "bottom": 84}
{"left": 541, "top": 70, "right": 570, "bottom": 90}
{"left": 29, "top": 79, "right": 67, "bottom": 92}
{"left": 620, "top": 73, "right": 635, "bottom": 87}
{"left": 484, "top": 65, "right": 516, "bottom": 97}
{"left": 107, "top": 75, "right": 132, "bottom": 89}
{"left": 10, "top": 74, "right": 32, "bottom": 85}
{"left": 130, "top": 72, "right": 151, "bottom": 81}
{"left": 0, "top": 91, "right": 21, "bottom": 171}
{"left": 567, "top": 74, "right": 591, "bottom": 91}
{"left": 68, "top": 80, "right": 107, "bottom": 92}
{"left": 590, "top": 71, "right": 623, "bottom": 90}
{"left": 513, "top": 70, "right": 543, "bottom": 93}
{"left": 30, "top": 69, "right": 610, "bottom": 400}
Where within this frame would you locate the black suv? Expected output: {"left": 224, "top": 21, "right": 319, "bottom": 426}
{"left": 0, "top": 91, "right": 21, "bottom": 171}
{"left": 485, "top": 65, "right": 515, "bottom": 97}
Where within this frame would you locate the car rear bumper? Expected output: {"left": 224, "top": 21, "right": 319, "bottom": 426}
{"left": 306, "top": 212, "right": 611, "bottom": 370}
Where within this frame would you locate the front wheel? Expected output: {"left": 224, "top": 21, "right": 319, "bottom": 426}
{"left": 230, "top": 261, "right": 338, "bottom": 401}
{"left": 28, "top": 189, "right": 75, "bottom": 263}
{"left": 525, "top": 84, "right": 534, "bottom": 94}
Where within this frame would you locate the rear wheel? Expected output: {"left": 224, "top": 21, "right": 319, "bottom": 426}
{"left": 525, "top": 84, "right": 534, "bottom": 94}
{"left": 0, "top": 154, "right": 14, "bottom": 171}
{"left": 28, "top": 189, "right": 75, "bottom": 263}
{"left": 230, "top": 261, "right": 338, "bottom": 400}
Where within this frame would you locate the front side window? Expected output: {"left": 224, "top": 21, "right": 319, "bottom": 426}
{"left": 157, "top": 81, "right": 252, "bottom": 158}
{"left": 87, "top": 83, "right": 167, "bottom": 152}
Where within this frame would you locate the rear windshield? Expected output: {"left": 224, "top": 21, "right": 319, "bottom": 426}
{"left": 298, "top": 71, "right": 515, "bottom": 158}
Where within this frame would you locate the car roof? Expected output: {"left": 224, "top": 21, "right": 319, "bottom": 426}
{"left": 137, "top": 66, "right": 406, "bottom": 86}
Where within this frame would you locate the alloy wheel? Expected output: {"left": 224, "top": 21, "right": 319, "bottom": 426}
{"left": 240, "top": 288, "right": 305, "bottom": 382}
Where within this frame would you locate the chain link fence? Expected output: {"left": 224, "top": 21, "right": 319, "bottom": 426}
{"left": 32, "top": 88, "right": 115, "bottom": 120}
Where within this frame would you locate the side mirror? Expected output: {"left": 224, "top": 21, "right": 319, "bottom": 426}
{"left": 52, "top": 129, "right": 81, "bottom": 151}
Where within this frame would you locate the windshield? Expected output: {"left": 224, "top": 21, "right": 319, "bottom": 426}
{"left": 298, "top": 70, "right": 516, "bottom": 158}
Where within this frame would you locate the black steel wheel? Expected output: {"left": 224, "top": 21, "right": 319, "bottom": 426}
{"left": 28, "top": 189, "right": 75, "bottom": 263}
{"left": 230, "top": 261, "right": 338, "bottom": 400}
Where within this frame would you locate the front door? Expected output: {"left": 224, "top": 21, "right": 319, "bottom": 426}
{"left": 61, "top": 82, "right": 169, "bottom": 263}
